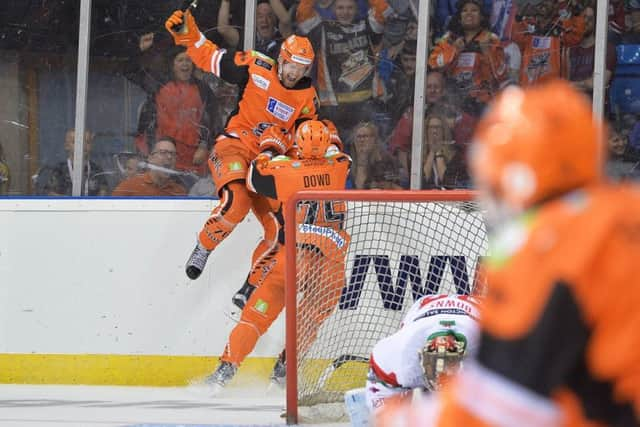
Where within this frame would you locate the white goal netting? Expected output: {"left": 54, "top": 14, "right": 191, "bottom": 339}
{"left": 285, "top": 191, "right": 488, "bottom": 423}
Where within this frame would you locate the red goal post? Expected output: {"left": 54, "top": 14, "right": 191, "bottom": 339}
{"left": 284, "top": 190, "right": 485, "bottom": 424}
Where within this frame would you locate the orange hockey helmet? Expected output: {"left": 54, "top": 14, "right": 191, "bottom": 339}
{"left": 471, "top": 80, "right": 606, "bottom": 212}
{"left": 279, "top": 34, "right": 315, "bottom": 66}
{"left": 296, "top": 120, "right": 331, "bottom": 159}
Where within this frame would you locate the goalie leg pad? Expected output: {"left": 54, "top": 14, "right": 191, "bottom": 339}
{"left": 344, "top": 388, "right": 370, "bottom": 427}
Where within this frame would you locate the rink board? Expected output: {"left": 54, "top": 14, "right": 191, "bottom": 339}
{"left": 0, "top": 197, "right": 485, "bottom": 388}
{"left": 0, "top": 198, "right": 284, "bottom": 386}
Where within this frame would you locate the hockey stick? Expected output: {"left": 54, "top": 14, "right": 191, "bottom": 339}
{"left": 171, "top": 0, "right": 200, "bottom": 34}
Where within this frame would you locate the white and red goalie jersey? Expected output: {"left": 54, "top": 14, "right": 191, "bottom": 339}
{"left": 365, "top": 295, "right": 480, "bottom": 411}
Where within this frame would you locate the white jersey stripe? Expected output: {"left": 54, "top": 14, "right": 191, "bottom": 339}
{"left": 456, "top": 361, "right": 562, "bottom": 427}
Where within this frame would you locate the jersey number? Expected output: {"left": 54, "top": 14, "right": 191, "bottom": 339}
{"left": 298, "top": 200, "right": 345, "bottom": 230}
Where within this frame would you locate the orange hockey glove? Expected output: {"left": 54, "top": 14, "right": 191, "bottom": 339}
{"left": 255, "top": 152, "right": 274, "bottom": 169}
{"left": 165, "top": 10, "right": 202, "bottom": 47}
{"left": 258, "top": 126, "right": 294, "bottom": 156}
{"left": 322, "top": 119, "right": 344, "bottom": 152}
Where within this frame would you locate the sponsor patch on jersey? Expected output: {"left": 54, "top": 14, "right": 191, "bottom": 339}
{"left": 532, "top": 36, "right": 551, "bottom": 49}
{"left": 267, "top": 97, "right": 295, "bottom": 121}
{"left": 298, "top": 224, "right": 346, "bottom": 248}
{"left": 291, "top": 161, "right": 301, "bottom": 168}
{"left": 228, "top": 161, "right": 244, "bottom": 172}
{"left": 255, "top": 58, "right": 273, "bottom": 71}
{"left": 301, "top": 106, "right": 310, "bottom": 115}
{"left": 251, "top": 74, "right": 270, "bottom": 90}
{"left": 457, "top": 52, "right": 477, "bottom": 68}
{"left": 254, "top": 298, "right": 269, "bottom": 313}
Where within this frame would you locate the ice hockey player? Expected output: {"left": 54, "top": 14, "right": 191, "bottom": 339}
{"left": 345, "top": 294, "right": 479, "bottom": 425}
{"left": 201, "top": 120, "right": 351, "bottom": 392}
{"left": 375, "top": 80, "right": 640, "bottom": 426}
{"left": 164, "top": 9, "right": 319, "bottom": 281}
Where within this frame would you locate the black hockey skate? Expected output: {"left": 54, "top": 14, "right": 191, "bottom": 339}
{"left": 204, "top": 361, "right": 238, "bottom": 394}
{"left": 186, "top": 242, "right": 211, "bottom": 280}
{"left": 231, "top": 281, "right": 257, "bottom": 309}
{"left": 270, "top": 349, "right": 286, "bottom": 388}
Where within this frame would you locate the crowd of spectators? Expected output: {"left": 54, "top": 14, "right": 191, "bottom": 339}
{"left": 10, "top": 0, "right": 640, "bottom": 196}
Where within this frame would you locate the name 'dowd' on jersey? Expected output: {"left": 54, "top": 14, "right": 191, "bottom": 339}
{"left": 303, "top": 173, "right": 331, "bottom": 188}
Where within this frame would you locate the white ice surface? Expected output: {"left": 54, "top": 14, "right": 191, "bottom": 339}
{"left": 0, "top": 384, "right": 349, "bottom": 427}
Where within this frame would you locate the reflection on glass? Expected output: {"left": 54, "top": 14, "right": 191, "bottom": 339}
{"left": 1, "top": 1, "right": 81, "bottom": 195}
{"left": 4, "top": 1, "right": 634, "bottom": 196}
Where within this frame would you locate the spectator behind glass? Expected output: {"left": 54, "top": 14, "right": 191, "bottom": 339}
{"left": 112, "top": 138, "right": 187, "bottom": 197}
{"left": 421, "top": 112, "right": 469, "bottom": 189}
{"left": 34, "top": 129, "right": 109, "bottom": 196}
{"left": 0, "top": 141, "right": 9, "bottom": 195}
{"left": 511, "top": 0, "right": 585, "bottom": 86}
{"left": 310, "top": 0, "right": 372, "bottom": 21}
{"left": 348, "top": 121, "right": 392, "bottom": 189}
{"left": 429, "top": 0, "right": 507, "bottom": 117}
{"left": 296, "top": 0, "right": 388, "bottom": 134}
{"left": 217, "top": 0, "right": 292, "bottom": 58}
{"left": 125, "top": 34, "right": 217, "bottom": 178}
{"left": 609, "top": 0, "right": 627, "bottom": 45}
{"left": 389, "top": 71, "right": 465, "bottom": 184}
{"left": 565, "top": 6, "right": 615, "bottom": 98}
{"left": 382, "top": 41, "right": 417, "bottom": 124}
{"left": 606, "top": 126, "right": 640, "bottom": 182}
{"left": 434, "top": 0, "right": 493, "bottom": 37}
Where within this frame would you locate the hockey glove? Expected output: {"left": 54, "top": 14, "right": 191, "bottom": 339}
{"left": 321, "top": 119, "right": 344, "bottom": 152}
{"left": 255, "top": 151, "right": 274, "bottom": 169}
{"left": 258, "top": 126, "right": 293, "bottom": 156}
{"left": 165, "top": 10, "right": 202, "bottom": 47}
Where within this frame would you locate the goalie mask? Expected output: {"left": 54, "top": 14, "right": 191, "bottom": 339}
{"left": 419, "top": 331, "right": 468, "bottom": 391}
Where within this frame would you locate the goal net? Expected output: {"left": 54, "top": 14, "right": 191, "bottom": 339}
{"left": 283, "top": 190, "right": 488, "bottom": 424}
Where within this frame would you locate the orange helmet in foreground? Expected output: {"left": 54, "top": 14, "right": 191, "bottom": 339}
{"left": 280, "top": 34, "right": 314, "bottom": 66}
{"left": 471, "top": 80, "right": 606, "bottom": 212}
{"left": 296, "top": 120, "right": 330, "bottom": 159}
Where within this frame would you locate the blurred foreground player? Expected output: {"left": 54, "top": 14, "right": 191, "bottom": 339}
{"left": 375, "top": 80, "right": 640, "bottom": 426}
{"left": 201, "top": 121, "right": 351, "bottom": 393}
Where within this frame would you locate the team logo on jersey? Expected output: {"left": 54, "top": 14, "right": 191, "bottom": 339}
{"left": 251, "top": 74, "right": 270, "bottom": 90}
{"left": 228, "top": 162, "right": 244, "bottom": 172}
{"left": 254, "top": 299, "right": 269, "bottom": 313}
{"left": 267, "top": 97, "right": 295, "bottom": 121}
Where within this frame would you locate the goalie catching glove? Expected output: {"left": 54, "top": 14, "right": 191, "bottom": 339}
{"left": 165, "top": 10, "right": 203, "bottom": 47}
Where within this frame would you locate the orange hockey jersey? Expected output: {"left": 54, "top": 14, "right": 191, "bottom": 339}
{"left": 428, "top": 30, "right": 507, "bottom": 103}
{"left": 248, "top": 151, "right": 351, "bottom": 259}
{"left": 186, "top": 42, "right": 318, "bottom": 153}
{"left": 378, "top": 184, "right": 640, "bottom": 426}
{"left": 511, "top": 15, "right": 585, "bottom": 86}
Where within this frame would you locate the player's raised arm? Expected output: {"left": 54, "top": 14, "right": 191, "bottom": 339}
{"left": 165, "top": 9, "right": 247, "bottom": 84}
